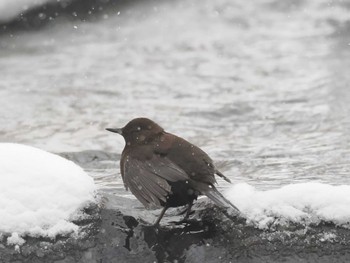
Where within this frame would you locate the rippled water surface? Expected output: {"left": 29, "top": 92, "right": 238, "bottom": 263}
{"left": 1, "top": 0, "right": 350, "bottom": 194}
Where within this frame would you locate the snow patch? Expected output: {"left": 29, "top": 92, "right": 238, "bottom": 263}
{"left": 226, "top": 182, "right": 350, "bottom": 229}
{"left": 319, "top": 232, "right": 337, "bottom": 243}
{"left": 0, "top": 143, "right": 96, "bottom": 244}
{"left": 7, "top": 232, "right": 25, "bottom": 246}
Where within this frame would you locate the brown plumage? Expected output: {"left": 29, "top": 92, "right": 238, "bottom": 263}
{"left": 106, "top": 117, "right": 239, "bottom": 225}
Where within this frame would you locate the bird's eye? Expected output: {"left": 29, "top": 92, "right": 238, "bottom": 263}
{"left": 137, "top": 126, "right": 141, "bottom": 131}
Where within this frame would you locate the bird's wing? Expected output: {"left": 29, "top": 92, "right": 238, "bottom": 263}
{"left": 122, "top": 154, "right": 189, "bottom": 208}
{"left": 119, "top": 160, "right": 128, "bottom": 190}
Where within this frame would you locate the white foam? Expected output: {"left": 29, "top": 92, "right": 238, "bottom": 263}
{"left": 0, "top": 143, "right": 96, "bottom": 245}
{"left": 226, "top": 182, "right": 350, "bottom": 229}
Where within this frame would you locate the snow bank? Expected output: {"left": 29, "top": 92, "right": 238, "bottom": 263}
{"left": 226, "top": 183, "right": 350, "bottom": 229}
{"left": 0, "top": 0, "right": 56, "bottom": 22}
{"left": 0, "top": 143, "right": 96, "bottom": 244}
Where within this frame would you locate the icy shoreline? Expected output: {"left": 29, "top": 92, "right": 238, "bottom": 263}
{"left": 1, "top": 149, "right": 350, "bottom": 262}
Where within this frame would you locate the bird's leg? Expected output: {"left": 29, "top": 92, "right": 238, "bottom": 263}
{"left": 153, "top": 206, "right": 168, "bottom": 227}
{"left": 171, "top": 200, "right": 195, "bottom": 225}
{"left": 183, "top": 200, "right": 194, "bottom": 221}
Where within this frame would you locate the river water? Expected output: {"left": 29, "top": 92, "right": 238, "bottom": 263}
{"left": 1, "top": 0, "right": 350, "bottom": 197}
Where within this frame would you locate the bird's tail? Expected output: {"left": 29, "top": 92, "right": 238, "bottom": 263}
{"left": 204, "top": 186, "right": 240, "bottom": 212}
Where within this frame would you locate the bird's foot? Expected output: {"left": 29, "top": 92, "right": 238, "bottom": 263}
{"left": 176, "top": 207, "right": 195, "bottom": 217}
{"left": 169, "top": 218, "right": 199, "bottom": 225}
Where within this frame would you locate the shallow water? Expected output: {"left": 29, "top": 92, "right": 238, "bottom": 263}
{"left": 1, "top": 0, "right": 350, "bottom": 197}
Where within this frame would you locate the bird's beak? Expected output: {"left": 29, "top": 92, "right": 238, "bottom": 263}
{"left": 106, "top": 128, "right": 123, "bottom": 135}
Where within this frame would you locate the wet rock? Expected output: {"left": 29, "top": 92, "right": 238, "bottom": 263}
{"left": 0, "top": 202, "right": 100, "bottom": 263}
{"left": 1, "top": 198, "right": 350, "bottom": 262}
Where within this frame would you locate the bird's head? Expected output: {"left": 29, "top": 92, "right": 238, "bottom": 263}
{"left": 106, "top": 118, "right": 164, "bottom": 146}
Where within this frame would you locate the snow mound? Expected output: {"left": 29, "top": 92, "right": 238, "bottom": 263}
{"left": 226, "top": 183, "right": 350, "bottom": 229}
{"left": 0, "top": 143, "right": 96, "bottom": 243}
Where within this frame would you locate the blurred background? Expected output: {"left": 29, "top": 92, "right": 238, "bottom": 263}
{"left": 1, "top": 0, "right": 350, "bottom": 189}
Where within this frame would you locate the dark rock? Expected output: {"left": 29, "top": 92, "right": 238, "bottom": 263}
{"left": 1, "top": 197, "right": 350, "bottom": 262}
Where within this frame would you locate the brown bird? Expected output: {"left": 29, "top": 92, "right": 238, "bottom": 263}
{"left": 106, "top": 118, "right": 239, "bottom": 226}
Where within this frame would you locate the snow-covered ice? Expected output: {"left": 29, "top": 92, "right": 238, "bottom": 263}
{"left": 226, "top": 182, "right": 350, "bottom": 229}
{"left": 0, "top": 143, "right": 96, "bottom": 244}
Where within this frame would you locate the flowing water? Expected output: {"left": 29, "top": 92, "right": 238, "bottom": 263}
{"left": 1, "top": 0, "right": 350, "bottom": 199}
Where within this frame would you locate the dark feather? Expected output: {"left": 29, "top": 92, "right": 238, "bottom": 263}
{"left": 204, "top": 187, "right": 239, "bottom": 211}
{"left": 122, "top": 154, "right": 189, "bottom": 208}
{"left": 145, "top": 155, "right": 189, "bottom": 182}
{"left": 215, "top": 170, "right": 232, "bottom": 183}
{"left": 193, "top": 181, "right": 239, "bottom": 212}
